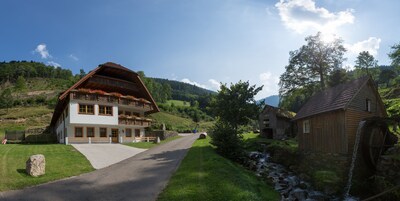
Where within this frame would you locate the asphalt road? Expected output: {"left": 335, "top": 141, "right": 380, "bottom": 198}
{"left": 0, "top": 134, "right": 198, "bottom": 201}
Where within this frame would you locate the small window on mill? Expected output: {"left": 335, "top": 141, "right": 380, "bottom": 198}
{"left": 366, "top": 99, "right": 371, "bottom": 112}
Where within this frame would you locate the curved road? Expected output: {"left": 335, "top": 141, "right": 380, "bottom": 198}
{"left": 0, "top": 134, "right": 198, "bottom": 201}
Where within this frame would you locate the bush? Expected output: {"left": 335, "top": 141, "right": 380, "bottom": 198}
{"left": 210, "top": 120, "right": 245, "bottom": 161}
{"left": 313, "top": 170, "right": 341, "bottom": 193}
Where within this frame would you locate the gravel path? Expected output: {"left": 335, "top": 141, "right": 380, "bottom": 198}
{"left": 0, "top": 134, "right": 198, "bottom": 201}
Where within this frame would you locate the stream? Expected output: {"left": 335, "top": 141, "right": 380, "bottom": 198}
{"left": 248, "top": 151, "right": 360, "bottom": 201}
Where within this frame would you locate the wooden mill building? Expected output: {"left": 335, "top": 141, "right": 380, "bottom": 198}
{"left": 259, "top": 105, "right": 294, "bottom": 139}
{"left": 293, "top": 76, "right": 387, "bottom": 154}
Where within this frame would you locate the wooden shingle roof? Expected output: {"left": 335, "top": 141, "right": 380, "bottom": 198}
{"left": 293, "top": 76, "right": 370, "bottom": 120}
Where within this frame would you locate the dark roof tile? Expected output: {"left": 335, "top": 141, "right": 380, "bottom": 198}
{"left": 293, "top": 76, "right": 370, "bottom": 120}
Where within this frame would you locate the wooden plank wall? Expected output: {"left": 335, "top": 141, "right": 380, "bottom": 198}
{"left": 298, "top": 110, "right": 347, "bottom": 154}
{"left": 347, "top": 82, "right": 386, "bottom": 116}
{"left": 346, "top": 82, "right": 386, "bottom": 154}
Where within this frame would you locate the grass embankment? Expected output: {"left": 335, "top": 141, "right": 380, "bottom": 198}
{"left": 124, "top": 136, "right": 182, "bottom": 149}
{"left": 0, "top": 144, "right": 94, "bottom": 191}
{"left": 0, "top": 106, "right": 53, "bottom": 130}
{"left": 243, "top": 132, "right": 298, "bottom": 152}
{"left": 0, "top": 106, "right": 53, "bottom": 139}
{"left": 151, "top": 111, "right": 214, "bottom": 132}
{"left": 165, "top": 100, "right": 189, "bottom": 107}
{"left": 157, "top": 137, "right": 280, "bottom": 201}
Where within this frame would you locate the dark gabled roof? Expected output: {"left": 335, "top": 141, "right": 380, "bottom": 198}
{"left": 50, "top": 62, "right": 160, "bottom": 127}
{"left": 293, "top": 76, "right": 370, "bottom": 120}
{"left": 262, "top": 104, "right": 295, "bottom": 119}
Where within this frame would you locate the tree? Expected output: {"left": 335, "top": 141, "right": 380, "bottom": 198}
{"left": 79, "top": 69, "right": 86, "bottom": 79}
{"left": 211, "top": 81, "right": 263, "bottom": 131}
{"left": 379, "top": 68, "right": 397, "bottom": 87}
{"left": 279, "top": 32, "right": 346, "bottom": 111}
{"left": 210, "top": 81, "right": 263, "bottom": 161}
{"left": 389, "top": 43, "right": 400, "bottom": 68}
{"left": 0, "top": 88, "right": 14, "bottom": 112}
{"left": 388, "top": 42, "right": 400, "bottom": 77}
{"left": 328, "top": 68, "right": 350, "bottom": 87}
{"left": 279, "top": 32, "right": 346, "bottom": 96}
{"left": 354, "top": 51, "right": 379, "bottom": 80}
{"left": 14, "top": 76, "right": 27, "bottom": 91}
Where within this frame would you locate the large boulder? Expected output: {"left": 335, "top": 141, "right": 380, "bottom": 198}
{"left": 26, "top": 154, "right": 45, "bottom": 177}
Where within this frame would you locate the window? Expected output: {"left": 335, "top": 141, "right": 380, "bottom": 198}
{"left": 303, "top": 120, "right": 310, "bottom": 134}
{"left": 366, "top": 99, "right": 371, "bottom": 112}
{"left": 125, "top": 111, "right": 131, "bottom": 116}
{"left": 126, "top": 128, "right": 132, "bottom": 137}
{"left": 87, "top": 127, "right": 95, "bottom": 137}
{"left": 75, "top": 127, "right": 83, "bottom": 137}
{"left": 100, "top": 128, "right": 107, "bottom": 137}
{"left": 99, "top": 105, "right": 113, "bottom": 116}
{"left": 118, "top": 110, "right": 123, "bottom": 115}
{"left": 79, "top": 104, "right": 94, "bottom": 114}
{"left": 135, "top": 129, "right": 141, "bottom": 137}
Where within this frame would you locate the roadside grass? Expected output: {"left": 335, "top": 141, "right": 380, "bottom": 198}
{"left": 0, "top": 144, "right": 94, "bottom": 191}
{"left": 123, "top": 136, "right": 182, "bottom": 149}
{"left": 157, "top": 137, "right": 280, "bottom": 201}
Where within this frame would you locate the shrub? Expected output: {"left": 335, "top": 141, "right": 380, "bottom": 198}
{"left": 210, "top": 120, "right": 245, "bottom": 161}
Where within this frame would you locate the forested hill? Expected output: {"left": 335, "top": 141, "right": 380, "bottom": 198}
{"left": 152, "top": 78, "right": 216, "bottom": 101}
{"left": 0, "top": 61, "right": 215, "bottom": 109}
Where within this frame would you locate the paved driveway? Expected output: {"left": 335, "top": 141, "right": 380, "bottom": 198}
{"left": 0, "top": 134, "right": 198, "bottom": 201}
{"left": 71, "top": 144, "right": 146, "bottom": 169}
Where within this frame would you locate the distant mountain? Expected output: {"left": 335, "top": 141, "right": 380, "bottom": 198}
{"left": 258, "top": 95, "right": 279, "bottom": 107}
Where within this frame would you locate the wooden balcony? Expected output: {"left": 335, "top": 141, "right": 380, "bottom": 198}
{"left": 70, "top": 90, "right": 153, "bottom": 111}
{"left": 118, "top": 115, "right": 152, "bottom": 127}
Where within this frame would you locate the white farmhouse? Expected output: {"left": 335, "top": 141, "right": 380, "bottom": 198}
{"left": 50, "top": 62, "right": 159, "bottom": 144}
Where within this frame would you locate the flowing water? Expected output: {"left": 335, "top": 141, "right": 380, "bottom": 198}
{"left": 249, "top": 150, "right": 342, "bottom": 201}
{"left": 343, "top": 120, "right": 366, "bottom": 199}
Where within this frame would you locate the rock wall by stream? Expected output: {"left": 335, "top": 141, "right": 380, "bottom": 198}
{"left": 245, "top": 151, "right": 351, "bottom": 201}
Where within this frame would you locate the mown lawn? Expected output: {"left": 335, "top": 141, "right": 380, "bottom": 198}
{"left": 123, "top": 135, "right": 182, "bottom": 149}
{"left": 0, "top": 144, "right": 94, "bottom": 191}
{"left": 157, "top": 137, "right": 280, "bottom": 201}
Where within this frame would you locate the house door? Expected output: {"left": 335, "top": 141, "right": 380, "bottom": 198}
{"left": 111, "top": 129, "right": 119, "bottom": 143}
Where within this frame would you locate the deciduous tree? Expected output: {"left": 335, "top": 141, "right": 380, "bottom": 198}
{"left": 279, "top": 32, "right": 346, "bottom": 97}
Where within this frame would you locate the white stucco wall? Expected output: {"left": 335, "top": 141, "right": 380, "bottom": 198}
{"left": 69, "top": 101, "right": 118, "bottom": 125}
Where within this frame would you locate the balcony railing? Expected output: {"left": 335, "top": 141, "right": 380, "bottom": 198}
{"left": 70, "top": 90, "right": 153, "bottom": 111}
{"left": 118, "top": 115, "right": 152, "bottom": 126}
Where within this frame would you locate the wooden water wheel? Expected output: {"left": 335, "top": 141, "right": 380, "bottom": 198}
{"left": 361, "top": 118, "right": 398, "bottom": 169}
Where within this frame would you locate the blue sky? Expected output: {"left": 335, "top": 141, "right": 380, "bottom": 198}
{"left": 1, "top": 0, "right": 400, "bottom": 99}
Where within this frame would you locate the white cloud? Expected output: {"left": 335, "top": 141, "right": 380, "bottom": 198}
{"left": 34, "top": 43, "right": 52, "bottom": 59}
{"left": 69, "top": 54, "right": 79, "bottom": 61}
{"left": 47, "top": 61, "right": 61, "bottom": 67}
{"left": 275, "top": 0, "right": 354, "bottom": 34}
{"left": 181, "top": 78, "right": 209, "bottom": 89}
{"left": 345, "top": 37, "right": 381, "bottom": 57}
{"left": 259, "top": 72, "right": 280, "bottom": 97}
{"left": 208, "top": 79, "right": 221, "bottom": 91}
